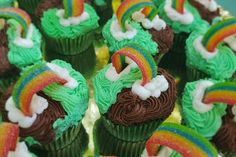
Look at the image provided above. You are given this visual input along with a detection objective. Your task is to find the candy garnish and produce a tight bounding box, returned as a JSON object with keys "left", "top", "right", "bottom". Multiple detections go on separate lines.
{"left": 0, "top": 123, "right": 19, "bottom": 157}
{"left": 12, "top": 63, "right": 67, "bottom": 117}
{"left": 111, "top": 44, "right": 157, "bottom": 86}
{"left": 116, "top": 0, "right": 157, "bottom": 31}
{"left": 142, "top": 7, "right": 158, "bottom": 20}
{"left": 203, "top": 82, "right": 236, "bottom": 105}
{"left": 171, "top": 0, "right": 185, "bottom": 14}
{"left": 146, "top": 123, "right": 218, "bottom": 157}
{"left": 63, "top": 0, "right": 84, "bottom": 18}
{"left": 202, "top": 18, "right": 236, "bottom": 52}
{"left": 0, "top": 7, "right": 31, "bottom": 38}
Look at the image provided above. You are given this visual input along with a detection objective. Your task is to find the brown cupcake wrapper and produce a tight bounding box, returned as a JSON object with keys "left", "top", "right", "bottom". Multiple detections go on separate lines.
{"left": 94, "top": 118, "right": 146, "bottom": 157}
{"left": 18, "top": 0, "right": 41, "bottom": 15}
{"left": 101, "top": 116, "right": 163, "bottom": 142}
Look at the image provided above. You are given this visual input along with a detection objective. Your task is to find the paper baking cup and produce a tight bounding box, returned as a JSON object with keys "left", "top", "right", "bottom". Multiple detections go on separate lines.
{"left": 186, "top": 66, "right": 209, "bottom": 81}
{"left": 18, "top": 0, "right": 41, "bottom": 15}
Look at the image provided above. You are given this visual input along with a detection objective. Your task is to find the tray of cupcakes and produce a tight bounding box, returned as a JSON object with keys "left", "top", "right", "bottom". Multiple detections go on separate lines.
{"left": 0, "top": 0, "right": 235, "bottom": 157}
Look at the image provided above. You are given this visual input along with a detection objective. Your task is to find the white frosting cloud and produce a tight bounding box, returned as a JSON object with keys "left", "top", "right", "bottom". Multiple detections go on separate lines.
{"left": 132, "top": 10, "right": 166, "bottom": 31}
{"left": 56, "top": 9, "right": 90, "bottom": 27}
{"left": 164, "top": 0, "right": 194, "bottom": 25}
{"left": 13, "top": 24, "right": 34, "bottom": 48}
{"left": 132, "top": 75, "right": 169, "bottom": 100}
{"left": 192, "top": 80, "right": 214, "bottom": 113}
{"left": 8, "top": 142, "right": 32, "bottom": 157}
{"left": 193, "top": 36, "right": 218, "bottom": 59}
{"left": 110, "top": 19, "right": 137, "bottom": 41}
{"left": 224, "top": 35, "right": 236, "bottom": 52}
{"left": 194, "top": 0, "right": 218, "bottom": 12}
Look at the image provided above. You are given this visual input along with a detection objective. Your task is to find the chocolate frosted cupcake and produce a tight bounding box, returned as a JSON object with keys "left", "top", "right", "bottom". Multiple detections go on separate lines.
{"left": 93, "top": 44, "right": 176, "bottom": 156}
{"left": 0, "top": 60, "right": 89, "bottom": 156}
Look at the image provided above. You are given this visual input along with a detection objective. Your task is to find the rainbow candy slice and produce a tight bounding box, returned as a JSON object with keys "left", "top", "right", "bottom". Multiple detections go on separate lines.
{"left": 146, "top": 123, "right": 218, "bottom": 157}
{"left": 0, "top": 7, "right": 31, "bottom": 38}
{"left": 142, "top": 7, "right": 158, "bottom": 20}
{"left": 202, "top": 18, "right": 236, "bottom": 52}
{"left": 12, "top": 63, "right": 67, "bottom": 117}
{"left": 203, "top": 82, "right": 236, "bottom": 105}
{"left": 0, "top": 123, "right": 19, "bottom": 157}
{"left": 111, "top": 44, "right": 157, "bottom": 86}
{"left": 116, "top": 0, "right": 157, "bottom": 31}
{"left": 171, "top": 0, "right": 185, "bottom": 14}
{"left": 63, "top": 0, "right": 84, "bottom": 18}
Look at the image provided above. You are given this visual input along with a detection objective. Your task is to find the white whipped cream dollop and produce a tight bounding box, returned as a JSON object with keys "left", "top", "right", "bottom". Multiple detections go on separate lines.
{"left": 8, "top": 142, "right": 33, "bottom": 157}
{"left": 193, "top": 36, "right": 218, "bottom": 59}
{"left": 132, "top": 10, "right": 166, "bottom": 31}
{"left": 14, "top": 24, "right": 34, "bottom": 48}
{"left": 110, "top": 19, "right": 137, "bottom": 41}
{"left": 224, "top": 35, "right": 236, "bottom": 52}
{"left": 164, "top": 0, "right": 194, "bottom": 25}
{"left": 194, "top": 0, "right": 218, "bottom": 12}
{"left": 192, "top": 80, "right": 214, "bottom": 113}
{"left": 56, "top": 9, "right": 90, "bottom": 27}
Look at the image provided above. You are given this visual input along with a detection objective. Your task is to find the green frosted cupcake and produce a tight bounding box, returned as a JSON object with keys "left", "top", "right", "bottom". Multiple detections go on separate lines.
{"left": 185, "top": 18, "right": 236, "bottom": 81}
{"left": 0, "top": 0, "right": 15, "bottom": 8}
{"left": 93, "top": 44, "right": 176, "bottom": 156}
{"left": 41, "top": 1, "right": 99, "bottom": 55}
{"left": 0, "top": 60, "right": 89, "bottom": 156}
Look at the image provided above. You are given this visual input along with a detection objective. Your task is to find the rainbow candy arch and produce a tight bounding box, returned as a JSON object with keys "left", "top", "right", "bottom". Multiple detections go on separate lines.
{"left": 116, "top": 0, "right": 157, "bottom": 31}
{"left": 202, "top": 18, "right": 236, "bottom": 52}
{"left": 111, "top": 44, "right": 157, "bottom": 86}
{"left": 12, "top": 64, "right": 67, "bottom": 117}
{"left": 63, "top": 0, "right": 84, "bottom": 18}
{"left": 146, "top": 123, "right": 218, "bottom": 157}
{"left": 203, "top": 82, "right": 236, "bottom": 105}
{"left": 0, "top": 7, "right": 31, "bottom": 38}
{"left": 171, "top": 0, "right": 185, "bottom": 14}
{"left": 0, "top": 123, "right": 19, "bottom": 157}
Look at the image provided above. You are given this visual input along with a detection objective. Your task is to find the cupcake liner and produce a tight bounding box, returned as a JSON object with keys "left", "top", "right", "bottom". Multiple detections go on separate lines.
{"left": 101, "top": 116, "right": 163, "bottom": 142}
{"left": 96, "top": 1, "right": 113, "bottom": 26}
{"left": 43, "top": 30, "right": 95, "bottom": 55}
{"left": 172, "top": 33, "right": 189, "bottom": 53}
{"left": 94, "top": 118, "right": 146, "bottom": 157}
{"left": 186, "top": 66, "right": 209, "bottom": 81}
{"left": 18, "top": 0, "right": 41, "bottom": 15}
{"left": 31, "top": 124, "right": 88, "bottom": 157}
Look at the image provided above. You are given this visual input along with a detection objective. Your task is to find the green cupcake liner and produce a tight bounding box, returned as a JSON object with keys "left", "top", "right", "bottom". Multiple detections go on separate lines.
{"left": 94, "top": 118, "right": 146, "bottom": 157}
{"left": 32, "top": 124, "right": 88, "bottom": 157}
{"left": 43, "top": 29, "right": 95, "bottom": 55}
{"left": 101, "top": 116, "right": 163, "bottom": 142}
{"left": 172, "top": 33, "right": 189, "bottom": 53}
{"left": 94, "top": 0, "right": 113, "bottom": 26}
{"left": 18, "top": 0, "right": 41, "bottom": 15}
{"left": 186, "top": 66, "right": 209, "bottom": 81}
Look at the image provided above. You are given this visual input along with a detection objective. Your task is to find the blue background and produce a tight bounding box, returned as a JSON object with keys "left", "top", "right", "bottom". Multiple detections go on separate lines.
{"left": 216, "top": 0, "right": 236, "bottom": 16}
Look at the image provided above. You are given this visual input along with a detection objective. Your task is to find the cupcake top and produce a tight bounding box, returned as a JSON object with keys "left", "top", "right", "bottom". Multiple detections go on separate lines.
{"left": 158, "top": 0, "right": 209, "bottom": 34}
{"left": 0, "top": 8, "right": 42, "bottom": 69}
{"left": 93, "top": 44, "right": 176, "bottom": 125}
{"left": 0, "top": 60, "right": 89, "bottom": 145}
{"left": 186, "top": 18, "right": 236, "bottom": 80}
{"left": 41, "top": 1, "right": 99, "bottom": 39}
{"left": 0, "top": 0, "right": 14, "bottom": 8}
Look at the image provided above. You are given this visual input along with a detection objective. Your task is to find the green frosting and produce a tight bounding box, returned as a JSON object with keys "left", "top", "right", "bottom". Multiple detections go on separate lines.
{"left": 7, "top": 20, "right": 42, "bottom": 69}
{"left": 102, "top": 16, "right": 158, "bottom": 55}
{"left": 41, "top": 4, "right": 99, "bottom": 39}
{"left": 93, "top": 64, "right": 142, "bottom": 114}
{"left": 181, "top": 80, "right": 227, "bottom": 139}
{"left": 158, "top": 1, "right": 209, "bottom": 34}
{"left": 170, "top": 151, "right": 182, "bottom": 157}
{"left": 186, "top": 29, "right": 236, "bottom": 80}
{"left": 42, "top": 60, "right": 89, "bottom": 139}
{"left": 0, "top": 0, "right": 14, "bottom": 7}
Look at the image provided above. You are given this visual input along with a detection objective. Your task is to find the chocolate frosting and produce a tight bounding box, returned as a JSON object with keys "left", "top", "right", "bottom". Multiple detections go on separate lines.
{"left": 107, "top": 68, "right": 177, "bottom": 126}
{"left": 212, "top": 106, "right": 236, "bottom": 153}
{"left": 147, "top": 25, "right": 174, "bottom": 54}
{"left": 188, "top": 0, "right": 220, "bottom": 23}
{"left": 0, "top": 86, "right": 66, "bottom": 145}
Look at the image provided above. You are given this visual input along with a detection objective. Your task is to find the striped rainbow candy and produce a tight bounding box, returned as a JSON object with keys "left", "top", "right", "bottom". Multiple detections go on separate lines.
{"left": 203, "top": 82, "right": 236, "bottom": 105}
{"left": 146, "top": 123, "right": 218, "bottom": 157}
{"left": 63, "top": 0, "right": 84, "bottom": 18}
{"left": 202, "top": 18, "right": 236, "bottom": 52}
{"left": 116, "top": 0, "right": 157, "bottom": 31}
{"left": 0, "top": 123, "right": 19, "bottom": 157}
{"left": 142, "top": 7, "right": 158, "bottom": 20}
{"left": 0, "top": 7, "right": 31, "bottom": 38}
{"left": 171, "top": 0, "right": 185, "bottom": 14}
{"left": 12, "top": 63, "right": 67, "bottom": 117}
{"left": 111, "top": 44, "right": 157, "bottom": 86}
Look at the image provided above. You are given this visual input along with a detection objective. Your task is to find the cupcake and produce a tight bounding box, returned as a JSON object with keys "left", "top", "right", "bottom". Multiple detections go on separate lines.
{"left": 40, "top": 0, "right": 99, "bottom": 55}
{"left": 0, "top": 0, "right": 15, "bottom": 8}
{"left": 102, "top": 0, "right": 158, "bottom": 57}
{"left": 188, "top": 0, "right": 220, "bottom": 24}
{"left": 18, "top": 0, "right": 42, "bottom": 17}
{"left": 185, "top": 18, "right": 236, "bottom": 81}
{"left": 0, "top": 60, "right": 89, "bottom": 156}
{"left": 93, "top": 44, "right": 177, "bottom": 156}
